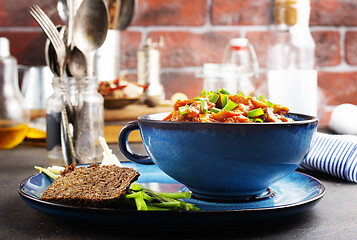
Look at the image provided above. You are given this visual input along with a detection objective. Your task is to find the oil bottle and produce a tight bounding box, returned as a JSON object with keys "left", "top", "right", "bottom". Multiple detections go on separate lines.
{"left": 0, "top": 37, "right": 29, "bottom": 149}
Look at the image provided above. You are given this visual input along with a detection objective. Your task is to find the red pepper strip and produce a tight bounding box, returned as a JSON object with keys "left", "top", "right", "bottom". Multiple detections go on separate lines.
{"left": 109, "top": 85, "right": 127, "bottom": 92}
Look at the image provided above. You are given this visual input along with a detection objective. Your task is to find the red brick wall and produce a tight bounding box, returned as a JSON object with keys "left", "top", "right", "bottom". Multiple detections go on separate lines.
{"left": 1, "top": 0, "right": 357, "bottom": 126}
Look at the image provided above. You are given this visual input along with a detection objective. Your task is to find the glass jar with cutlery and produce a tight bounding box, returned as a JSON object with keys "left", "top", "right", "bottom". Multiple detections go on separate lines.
{"left": 29, "top": 2, "right": 109, "bottom": 165}
{"left": 46, "top": 76, "right": 104, "bottom": 166}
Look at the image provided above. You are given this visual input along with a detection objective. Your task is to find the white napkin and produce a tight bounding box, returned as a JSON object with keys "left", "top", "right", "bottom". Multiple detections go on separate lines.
{"left": 300, "top": 132, "right": 357, "bottom": 182}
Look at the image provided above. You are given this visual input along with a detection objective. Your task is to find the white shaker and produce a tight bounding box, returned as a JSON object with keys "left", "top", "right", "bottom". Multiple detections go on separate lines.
{"left": 137, "top": 37, "right": 165, "bottom": 107}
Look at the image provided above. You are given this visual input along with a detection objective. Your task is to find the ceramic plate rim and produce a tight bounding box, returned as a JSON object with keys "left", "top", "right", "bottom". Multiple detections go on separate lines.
{"left": 18, "top": 170, "right": 325, "bottom": 214}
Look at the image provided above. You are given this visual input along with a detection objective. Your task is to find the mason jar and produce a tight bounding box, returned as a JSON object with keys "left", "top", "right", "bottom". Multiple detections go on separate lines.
{"left": 46, "top": 76, "right": 104, "bottom": 166}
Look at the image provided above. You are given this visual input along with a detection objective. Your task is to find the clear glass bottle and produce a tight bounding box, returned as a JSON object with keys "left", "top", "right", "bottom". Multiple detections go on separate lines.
{"left": 0, "top": 37, "right": 29, "bottom": 149}
{"left": 222, "top": 38, "right": 260, "bottom": 96}
{"left": 267, "top": 0, "right": 317, "bottom": 116}
{"left": 46, "top": 76, "right": 104, "bottom": 165}
{"left": 201, "top": 63, "right": 241, "bottom": 94}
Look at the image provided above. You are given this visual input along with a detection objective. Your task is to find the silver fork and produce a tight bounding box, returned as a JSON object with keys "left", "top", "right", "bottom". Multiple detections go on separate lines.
{"left": 29, "top": 4, "right": 76, "bottom": 165}
{"left": 29, "top": 5, "right": 67, "bottom": 77}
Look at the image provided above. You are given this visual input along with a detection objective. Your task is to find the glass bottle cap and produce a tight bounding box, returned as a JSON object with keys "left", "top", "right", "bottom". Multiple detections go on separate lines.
{"left": 230, "top": 38, "right": 249, "bottom": 47}
{"left": 275, "top": 0, "right": 310, "bottom": 4}
{"left": 274, "top": 0, "right": 310, "bottom": 25}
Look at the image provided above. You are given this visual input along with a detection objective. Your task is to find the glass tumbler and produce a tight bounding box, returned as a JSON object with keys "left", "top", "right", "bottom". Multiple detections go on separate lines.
{"left": 46, "top": 76, "right": 104, "bottom": 166}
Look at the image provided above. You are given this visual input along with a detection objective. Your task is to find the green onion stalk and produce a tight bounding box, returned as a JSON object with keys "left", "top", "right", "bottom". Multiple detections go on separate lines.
{"left": 125, "top": 182, "right": 199, "bottom": 211}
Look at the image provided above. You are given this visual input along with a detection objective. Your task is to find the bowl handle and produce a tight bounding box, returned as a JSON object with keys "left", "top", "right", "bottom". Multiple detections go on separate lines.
{"left": 118, "top": 121, "right": 154, "bottom": 165}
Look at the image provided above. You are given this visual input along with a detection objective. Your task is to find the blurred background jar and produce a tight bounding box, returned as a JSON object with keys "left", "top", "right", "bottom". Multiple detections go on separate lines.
{"left": 199, "top": 63, "right": 241, "bottom": 94}
{"left": 0, "top": 37, "right": 30, "bottom": 149}
{"left": 20, "top": 65, "right": 53, "bottom": 144}
{"left": 267, "top": 0, "right": 320, "bottom": 117}
{"left": 222, "top": 38, "right": 260, "bottom": 96}
{"left": 46, "top": 76, "right": 104, "bottom": 166}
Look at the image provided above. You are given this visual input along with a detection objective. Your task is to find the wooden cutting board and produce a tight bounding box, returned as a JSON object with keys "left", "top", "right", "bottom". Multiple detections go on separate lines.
{"left": 29, "top": 104, "right": 172, "bottom": 144}
{"left": 104, "top": 103, "right": 172, "bottom": 121}
{"left": 104, "top": 104, "right": 172, "bottom": 143}
{"left": 30, "top": 104, "right": 172, "bottom": 121}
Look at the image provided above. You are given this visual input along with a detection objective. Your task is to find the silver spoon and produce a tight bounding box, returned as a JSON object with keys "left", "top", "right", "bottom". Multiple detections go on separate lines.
{"left": 56, "top": 0, "right": 87, "bottom": 77}
{"left": 67, "top": 47, "right": 87, "bottom": 77}
{"left": 57, "top": 0, "right": 69, "bottom": 23}
{"left": 117, "top": 0, "right": 135, "bottom": 30}
{"left": 57, "top": 0, "right": 83, "bottom": 23}
{"left": 73, "top": 0, "right": 109, "bottom": 76}
{"left": 44, "top": 28, "right": 86, "bottom": 78}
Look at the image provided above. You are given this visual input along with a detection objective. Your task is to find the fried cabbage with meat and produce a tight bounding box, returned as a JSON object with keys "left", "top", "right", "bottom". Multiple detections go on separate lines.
{"left": 163, "top": 89, "right": 293, "bottom": 123}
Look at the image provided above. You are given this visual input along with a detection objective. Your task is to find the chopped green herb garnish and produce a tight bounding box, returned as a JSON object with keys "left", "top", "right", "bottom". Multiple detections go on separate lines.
{"left": 237, "top": 91, "right": 244, "bottom": 96}
{"left": 206, "top": 91, "right": 213, "bottom": 97}
{"left": 221, "top": 94, "right": 229, "bottom": 108}
{"left": 266, "top": 101, "right": 275, "bottom": 108}
{"left": 209, "top": 92, "right": 219, "bottom": 103}
{"left": 179, "top": 105, "right": 189, "bottom": 115}
{"left": 222, "top": 100, "right": 238, "bottom": 111}
{"left": 210, "top": 107, "right": 221, "bottom": 113}
{"left": 257, "top": 95, "right": 265, "bottom": 101}
{"left": 247, "top": 108, "right": 264, "bottom": 118}
{"left": 201, "top": 100, "right": 208, "bottom": 113}
{"left": 217, "top": 88, "right": 231, "bottom": 95}
{"left": 254, "top": 118, "right": 263, "bottom": 123}
{"left": 194, "top": 97, "right": 209, "bottom": 101}
{"left": 201, "top": 89, "right": 207, "bottom": 96}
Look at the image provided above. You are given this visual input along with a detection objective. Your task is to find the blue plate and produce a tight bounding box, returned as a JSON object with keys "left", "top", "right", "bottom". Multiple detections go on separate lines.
{"left": 18, "top": 162, "right": 325, "bottom": 228}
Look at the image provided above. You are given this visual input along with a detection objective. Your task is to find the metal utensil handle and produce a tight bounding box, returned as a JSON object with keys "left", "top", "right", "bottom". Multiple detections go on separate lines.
{"left": 60, "top": 99, "right": 77, "bottom": 165}
{"left": 118, "top": 121, "right": 153, "bottom": 165}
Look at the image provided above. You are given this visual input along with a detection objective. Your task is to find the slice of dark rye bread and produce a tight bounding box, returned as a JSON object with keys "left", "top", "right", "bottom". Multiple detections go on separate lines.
{"left": 41, "top": 164, "right": 140, "bottom": 207}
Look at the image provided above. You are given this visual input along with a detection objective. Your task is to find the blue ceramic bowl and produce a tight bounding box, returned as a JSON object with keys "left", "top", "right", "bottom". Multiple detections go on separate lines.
{"left": 119, "top": 112, "right": 318, "bottom": 200}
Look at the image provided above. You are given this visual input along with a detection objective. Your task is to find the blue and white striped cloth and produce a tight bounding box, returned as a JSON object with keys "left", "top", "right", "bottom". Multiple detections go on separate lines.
{"left": 300, "top": 132, "right": 357, "bottom": 182}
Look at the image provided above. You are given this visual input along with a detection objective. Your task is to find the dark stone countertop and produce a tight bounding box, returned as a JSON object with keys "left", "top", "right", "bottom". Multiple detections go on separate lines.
{"left": 1, "top": 142, "right": 357, "bottom": 240}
